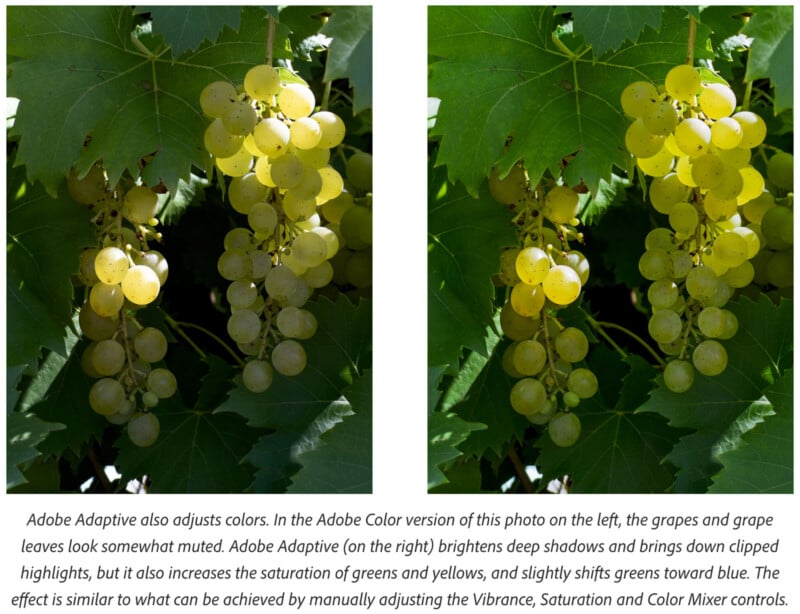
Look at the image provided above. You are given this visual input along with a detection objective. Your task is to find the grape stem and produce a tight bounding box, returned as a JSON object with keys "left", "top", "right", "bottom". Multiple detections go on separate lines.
{"left": 685, "top": 15, "right": 697, "bottom": 66}
{"left": 588, "top": 316, "right": 667, "bottom": 367}
{"left": 265, "top": 16, "right": 276, "bottom": 65}
{"left": 165, "top": 316, "right": 247, "bottom": 368}
{"left": 508, "top": 446, "right": 536, "bottom": 493}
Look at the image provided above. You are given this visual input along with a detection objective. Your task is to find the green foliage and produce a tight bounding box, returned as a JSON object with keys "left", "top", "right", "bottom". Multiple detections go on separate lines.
{"left": 429, "top": 5, "right": 793, "bottom": 495}
{"left": 7, "top": 6, "right": 372, "bottom": 494}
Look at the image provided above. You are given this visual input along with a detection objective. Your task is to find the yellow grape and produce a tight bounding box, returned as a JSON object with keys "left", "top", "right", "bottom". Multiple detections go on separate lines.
{"left": 542, "top": 265, "right": 581, "bottom": 305}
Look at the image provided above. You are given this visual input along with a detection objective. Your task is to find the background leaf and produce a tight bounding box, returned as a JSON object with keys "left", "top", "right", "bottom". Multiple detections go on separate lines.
{"left": 743, "top": 5, "right": 794, "bottom": 113}
{"left": 563, "top": 6, "right": 663, "bottom": 55}
{"left": 428, "top": 411, "right": 486, "bottom": 490}
{"left": 138, "top": 6, "right": 243, "bottom": 56}
{"left": 321, "top": 6, "right": 373, "bottom": 113}
{"left": 7, "top": 412, "right": 65, "bottom": 489}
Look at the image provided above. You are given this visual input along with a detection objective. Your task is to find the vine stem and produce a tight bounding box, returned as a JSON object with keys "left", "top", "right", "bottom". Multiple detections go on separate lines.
{"left": 588, "top": 316, "right": 667, "bottom": 367}
{"left": 686, "top": 15, "right": 697, "bottom": 65}
{"left": 265, "top": 16, "right": 276, "bottom": 65}
{"left": 165, "top": 315, "right": 246, "bottom": 367}
{"left": 508, "top": 447, "right": 535, "bottom": 493}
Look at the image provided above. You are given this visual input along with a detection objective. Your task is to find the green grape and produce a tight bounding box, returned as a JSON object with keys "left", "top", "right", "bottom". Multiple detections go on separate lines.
{"left": 638, "top": 248, "right": 672, "bottom": 281}
{"left": 254, "top": 156, "right": 276, "bottom": 187}
{"left": 554, "top": 250, "right": 590, "bottom": 285}
{"left": 218, "top": 249, "right": 253, "bottom": 281}
{"left": 716, "top": 146, "right": 751, "bottom": 169}
{"left": 296, "top": 146, "right": 331, "bottom": 169}
{"left": 710, "top": 117, "right": 743, "bottom": 149}
{"left": 79, "top": 302, "right": 118, "bottom": 341}
{"left": 665, "top": 64, "right": 700, "bottom": 102}
{"left": 625, "top": 118, "right": 666, "bottom": 158}
{"left": 502, "top": 343, "right": 524, "bottom": 378}
{"left": 668, "top": 202, "right": 699, "bottom": 236}
{"left": 697, "top": 306, "right": 726, "bottom": 338}
{"left": 674, "top": 118, "right": 711, "bottom": 156}
{"left": 230, "top": 175, "right": 269, "bottom": 216}
{"left": 766, "top": 152, "right": 793, "bottom": 191}
{"left": 670, "top": 250, "right": 694, "bottom": 279}
{"left": 227, "top": 310, "right": 262, "bottom": 345}
{"left": 309, "top": 226, "right": 339, "bottom": 259}
{"left": 526, "top": 399, "right": 557, "bottom": 425}
{"left": 648, "top": 309, "right": 682, "bottom": 344}
{"left": 291, "top": 232, "right": 328, "bottom": 268}
{"left": 706, "top": 278, "right": 734, "bottom": 307}
{"left": 216, "top": 147, "right": 253, "bottom": 177}
{"left": 133, "top": 250, "right": 169, "bottom": 285}
{"left": 79, "top": 248, "right": 100, "bottom": 286}
{"left": 690, "top": 153, "right": 724, "bottom": 189}
{"left": 242, "top": 359, "right": 274, "bottom": 393}
{"left": 222, "top": 100, "right": 257, "bottom": 136}
{"left": 692, "top": 340, "right": 728, "bottom": 376}
{"left": 122, "top": 265, "right": 161, "bottom": 305}
{"left": 637, "top": 146, "right": 674, "bottom": 177}
{"left": 127, "top": 412, "right": 160, "bottom": 447}
{"left": 567, "top": 368, "right": 598, "bottom": 399}
{"left": 204, "top": 118, "right": 244, "bottom": 158}
{"left": 90, "top": 282, "right": 125, "bottom": 317}
{"left": 67, "top": 163, "right": 107, "bottom": 205}
{"left": 731, "top": 226, "right": 761, "bottom": 258}
{"left": 272, "top": 339, "right": 307, "bottom": 376}
{"left": 146, "top": 368, "right": 177, "bottom": 398}
{"left": 303, "top": 260, "right": 334, "bottom": 289}
{"left": 253, "top": 118, "right": 291, "bottom": 158}
{"left": 644, "top": 227, "right": 676, "bottom": 251}
{"left": 293, "top": 166, "right": 323, "bottom": 201}
{"left": 345, "top": 152, "right": 373, "bottom": 192}
{"left": 226, "top": 280, "right": 259, "bottom": 310}
{"left": 515, "top": 246, "right": 550, "bottom": 285}
{"left": 247, "top": 202, "right": 279, "bottom": 235}
{"left": 265, "top": 265, "right": 299, "bottom": 302}
{"left": 663, "top": 360, "right": 694, "bottom": 393}
{"left": 698, "top": 83, "right": 736, "bottom": 119}
{"left": 270, "top": 154, "right": 305, "bottom": 189}
{"left": 703, "top": 192, "right": 738, "bottom": 221}
{"left": 276, "top": 306, "right": 317, "bottom": 340}
{"left": 620, "top": 81, "right": 658, "bottom": 117}
{"left": 339, "top": 205, "right": 373, "bottom": 250}
{"left": 90, "top": 339, "right": 126, "bottom": 377}
{"left": 224, "top": 228, "right": 254, "bottom": 251}
{"left": 509, "top": 378, "right": 547, "bottom": 416}
{"left": 312, "top": 111, "right": 346, "bottom": 149}
{"left": 766, "top": 250, "right": 793, "bottom": 288}
{"left": 244, "top": 65, "right": 280, "bottom": 102}
{"left": 703, "top": 247, "right": 729, "bottom": 276}
{"left": 548, "top": 412, "right": 581, "bottom": 447}
{"left": 510, "top": 282, "right": 545, "bottom": 317}
{"left": 544, "top": 186, "right": 579, "bottom": 223}
{"left": 712, "top": 232, "right": 748, "bottom": 267}
{"left": 760, "top": 206, "right": 793, "bottom": 250}
{"left": 344, "top": 249, "right": 372, "bottom": 288}
{"left": 282, "top": 191, "right": 316, "bottom": 221}
{"left": 685, "top": 266, "right": 718, "bottom": 301}
{"left": 709, "top": 165, "right": 744, "bottom": 202}
{"left": 289, "top": 117, "right": 323, "bottom": 150}
{"left": 647, "top": 279, "right": 679, "bottom": 309}
{"left": 737, "top": 166, "right": 765, "bottom": 204}
{"left": 199, "top": 81, "right": 237, "bottom": 118}
{"left": 512, "top": 339, "right": 547, "bottom": 376}
{"left": 555, "top": 327, "right": 589, "bottom": 362}
{"left": 317, "top": 166, "right": 344, "bottom": 204}
{"left": 488, "top": 165, "right": 526, "bottom": 204}
{"left": 142, "top": 391, "right": 159, "bottom": 408}
{"left": 499, "top": 301, "right": 538, "bottom": 340}
{"left": 278, "top": 83, "right": 316, "bottom": 120}
{"left": 499, "top": 248, "right": 521, "bottom": 286}
{"left": 123, "top": 186, "right": 158, "bottom": 224}
{"left": 244, "top": 133, "right": 267, "bottom": 156}
{"left": 134, "top": 327, "right": 168, "bottom": 363}
{"left": 732, "top": 111, "right": 766, "bottom": 148}
{"left": 542, "top": 265, "right": 581, "bottom": 306}
{"left": 563, "top": 391, "right": 581, "bottom": 408}
{"left": 105, "top": 399, "right": 135, "bottom": 425}
{"left": 94, "top": 247, "right": 130, "bottom": 285}
{"left": 675, "top": 156, "right": 698, "bottom": 188}
{"left": 89, "top": 378, "right": 127, "bottom": 416}
{"left": 643, "top": 100, "right": 678, "bottom": 136}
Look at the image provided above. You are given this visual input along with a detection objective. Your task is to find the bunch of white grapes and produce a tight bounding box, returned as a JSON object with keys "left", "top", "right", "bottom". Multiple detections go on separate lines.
{"left": 69, "top": 166, "right": 173, "bottom": 447}
{"left": 200, "top": 64, "right": 371, "bottom": 393}
{"left": 622, "top": 64, "right": 792, "bottom": 393}
{"left": 490, "top": 167, "right": 597, "bottom": 447}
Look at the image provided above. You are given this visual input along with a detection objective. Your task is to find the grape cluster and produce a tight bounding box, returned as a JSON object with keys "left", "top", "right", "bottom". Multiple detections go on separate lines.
{"left": 622, "top": 64, "right": 791, "bottom": 392}
{"left": 69, "top": 166, "right": 174, "bottom": 447}
{"left": 490, "top": 167, "right": 597, "bottom": 447}
{"left": 200, "top": 64, "right": 372, "bottom": 393}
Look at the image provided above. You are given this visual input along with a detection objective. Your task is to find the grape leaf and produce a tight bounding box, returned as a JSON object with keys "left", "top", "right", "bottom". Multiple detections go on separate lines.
{"left": 137, "top": 6, "right": 243, "bottom": 56}
{"left": 710, "top": 372, "right": 793, "bottom": 493}
{"left": 535, "top": 355, "right": 679, "bottom": 493}
{"left": 428, "top": 164, "right": 516, "bottom": 368}
{"left": 430, "top": 457, "right": 484, "bottom": 493}
{"left": 428, "top": 365, "right": 448, "bottom": 414}
{"left": 7, "top": 366, "right": 27, "bottom": 414}
{"left": 563, "top": 6, "right": 663, "bottom": 55}
{"left": 7, "top": 411, "right": 65, "bottom": 489}
{"left": 743, "top": 6, "right": 794, "bottom": 113}
{"left": 6, "top": 165, "right": 95, "bottom": 368}
{"left": 429, "top": 7, "right": 691, "bottom": 195}
{"left": 429, "top": 411, "right": 486, "bottom": 490}
{"left": 321, "top": 6, "right": 372, "bottom": 113}
{"left": 638, "top": 295, "right": 793, "bottom": 492}
{"left": 288, "top": 371, "right": 372, "bottom": 493}
{"left": 7, "top": 6, "right": 283, "bottom": 195}
{"left": 245, "top": 433, "right": 302, "bottom": 493}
